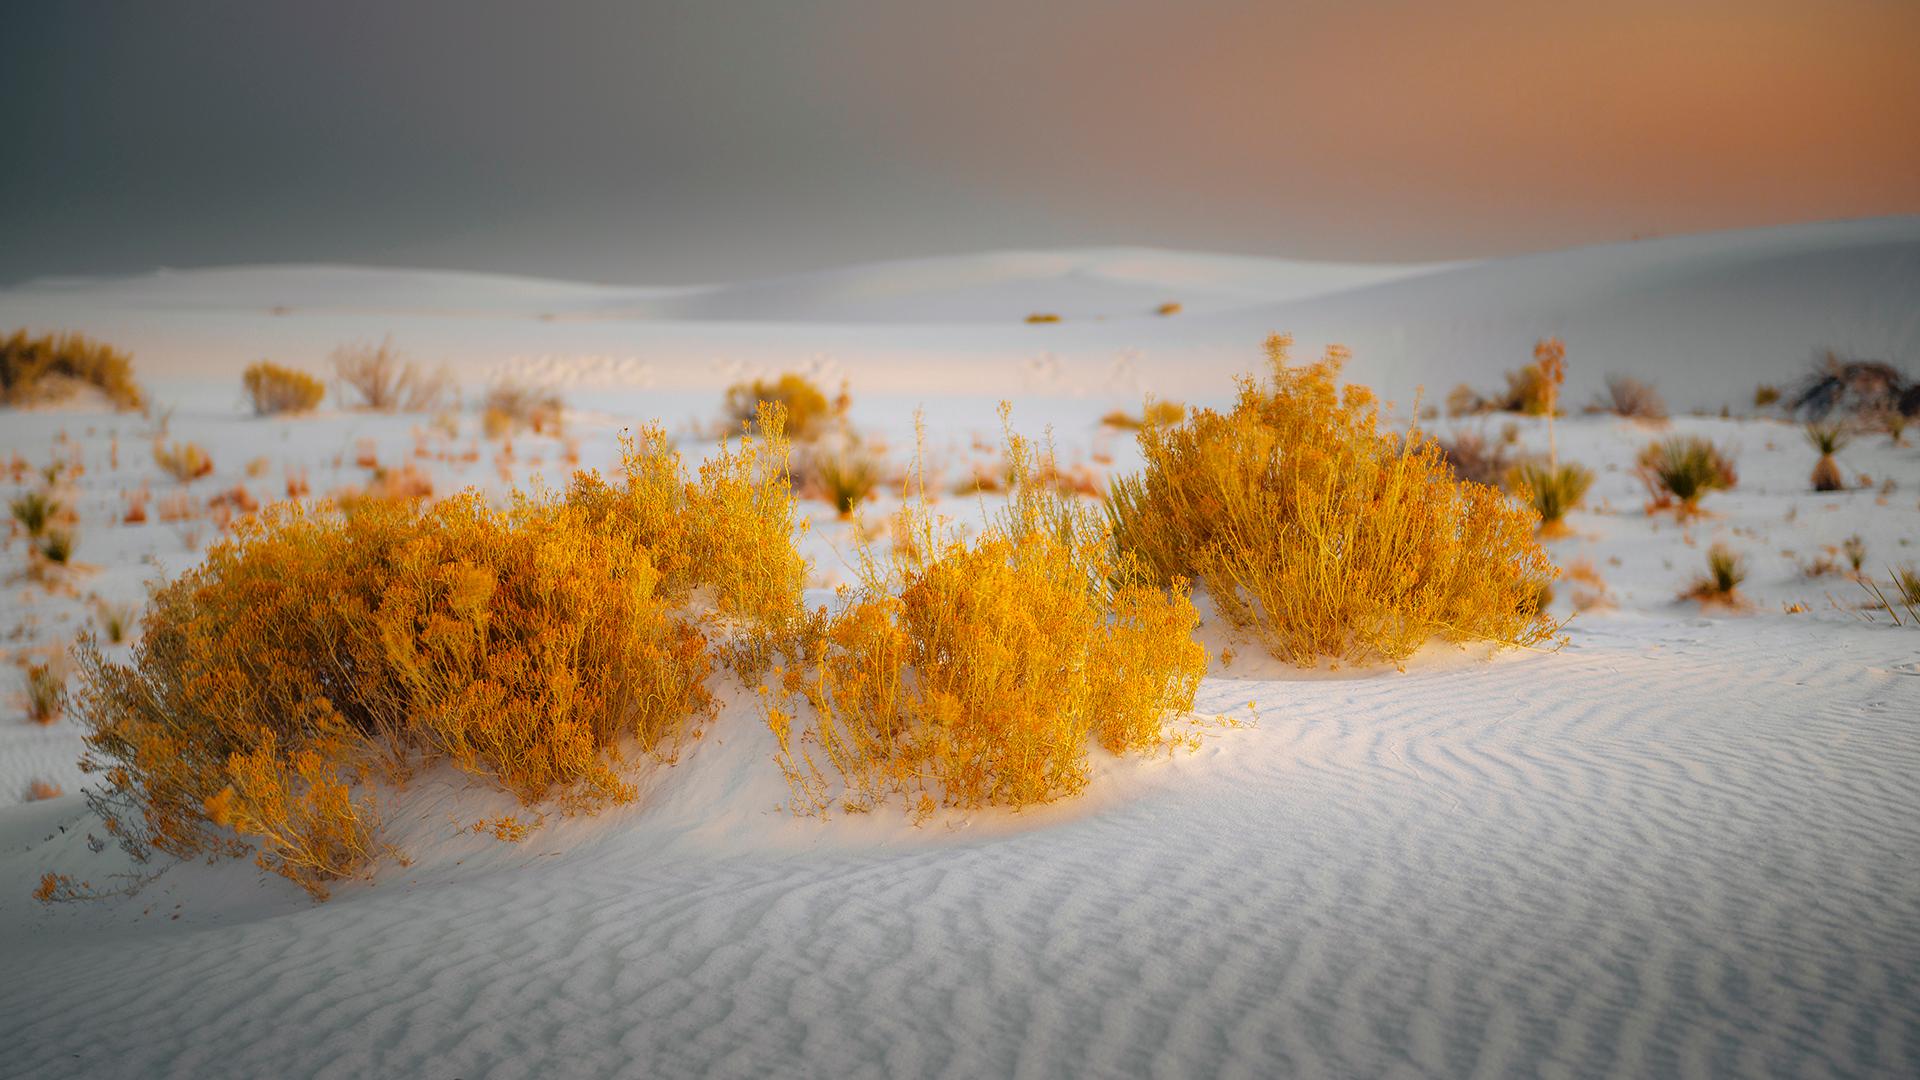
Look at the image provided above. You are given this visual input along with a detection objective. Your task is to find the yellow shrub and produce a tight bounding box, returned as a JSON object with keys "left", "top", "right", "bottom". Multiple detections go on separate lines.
{"left": 1108, "top": 334, "right": 1559, "bottom": 667}
{"left": 722, "top": 373, "right": 841, "bottom": 439}
{"left": 569, "top": 402, "right": 806, "bottom": 635}
{"left": 1, "top": 329, "right": 144, "bottom": 410}
{"left": 242, "top": 362, "right": 325, "bottom": 415}
{"left": 72, "top": 488, "right": 720, "bottom": 896}
{"left": 153, "top": 440, "right": 213, "bottom": 483}
{"left": 770, "top": 421, "right": 1207, "bottom": 814}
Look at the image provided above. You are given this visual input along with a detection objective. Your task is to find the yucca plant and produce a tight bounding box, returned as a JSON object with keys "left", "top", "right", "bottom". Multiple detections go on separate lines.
{"left": 815, "top": 445, "right": 880, "bottom": 517}
{"left": 38, "top": 528, "right": 75, "bottom": 565}
{"left": 1685, "top": 543, "right": 1747, "bottom": 607}
{"left": 95, "top": 599, "right": 138, "bottom": 644}
{"left": 1805, "top": 422, "right": 1851, "bottom": 492}
{"left": 1506, "top": 460, "right": 1593, "bottom": 536}
{"left": 1635, "top": 437, "right": 1737, "bottom": 516}
{"left": 10, "top": 490, "right": 59, "bottom": 537}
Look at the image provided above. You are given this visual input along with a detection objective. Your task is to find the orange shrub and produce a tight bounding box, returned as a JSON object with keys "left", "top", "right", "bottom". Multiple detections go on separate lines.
{"left": 1108, "top": 334, "right": 1560, "bottom": 666}
{"left": 69, "top": 408, "right": 807, "bottom": 899}
{"left": 768, "top": 421, "right": 1207, "bottom": 815}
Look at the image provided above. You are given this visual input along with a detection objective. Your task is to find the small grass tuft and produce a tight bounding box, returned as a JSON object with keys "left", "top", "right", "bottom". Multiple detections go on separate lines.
{"left": 1685, "top": 543, "right": 1748, "bottom": 607}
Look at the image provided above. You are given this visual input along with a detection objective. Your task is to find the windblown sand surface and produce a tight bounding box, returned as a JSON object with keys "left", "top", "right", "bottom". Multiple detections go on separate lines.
{"left": 1, "top": 219, "right": 1916, "bottom": 1077}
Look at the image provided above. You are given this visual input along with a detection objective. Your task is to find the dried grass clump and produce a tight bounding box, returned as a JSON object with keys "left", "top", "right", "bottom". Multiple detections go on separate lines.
{"left": 1436, "top": 430, "right": 1519, "bottom": 487}
{"left": 95, "top": 598, "right": 137, "bottom": 644}
{"left": 722, "top": 373, "right": 843, "bottom": 441}
{"left": 1109, "top": 334, "right": 1560, "bottom": 666}
{"left": 1595, "top": 375, "right": 1667, "bottom": 421}
{"left": 71, "top": 489, "right": 725, "bottom": 899}
{"left": 1635, "top": 437, "right": 1737, "bottom": 516}
{"left": 769, "top": 422, "right": 1206, "bottom": 815}
{"left": 1684, "top": 543, "right": 1747, "bottom": 607}
{"left": 1, "top": 329, "right": 144, "bottom": 410}
{"left": 1025, "top": 312, "right": 1062, "bottom": 324}
{"left": 1805, "top": 422, "right": 1851, "bottom": 492}
{"left": 329, "top": 339, "right": 454, "bottom": 413}
{"left": 26, "top": 661, "right": 66, "bottom": 724}
{"left": 1099, "top": 399, "right": 1185, "bottom": 431}
{"left": 153, "top": 440, "right": 213, "bottom": 483}
{"left": 1507, "top": 460, "right": 1594, "bottom": 536}
{"left": 26, "top": 778, "right": 64, "bottom": 801}
{"left": 482, "top": 380, "right": 565, "bottom": 438}
{"left": 242, "top": 362, "right": 325, "bottom": 416}
{"left": 1754, "top": 384, "right": 1781, "bottom": 409}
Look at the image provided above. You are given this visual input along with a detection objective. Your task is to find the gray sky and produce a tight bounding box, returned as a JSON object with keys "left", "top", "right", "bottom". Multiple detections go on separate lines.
{"left": 4, "top": 0, "right": 1917, "bottom": 285}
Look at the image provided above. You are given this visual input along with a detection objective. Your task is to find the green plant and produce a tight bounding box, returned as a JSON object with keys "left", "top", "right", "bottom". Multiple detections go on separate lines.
{"left": 38, "top": 527, "right": 75, "bottom": 565}
{"left": 95, "top": 599, "right": 138, "bottom": 644}
{"left": 242, "top": 362, "right": 326, "bottom": 415}
{"left": 1805, "top": 422, "right": 1851, "bottom": 492}
{"left": 1107, "top": 334, "right": 1560, "bottom": 667}
{"left": 1685, "top": 543, "right": 1747, "bottom": 606}
{"left": 10, "top": 490, "right": 59, "bottom": 537}
{"left": 1634, "top": 437, "right": 1737, "bottom": 515}
{"left": 1506, "top": 461, "right": 1594, "bottom": 536}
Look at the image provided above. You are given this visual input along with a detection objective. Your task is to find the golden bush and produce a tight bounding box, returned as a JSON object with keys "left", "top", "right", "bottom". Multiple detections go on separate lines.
{"left": 769, "top": 421, "right": 1207, "bottom": 815}
{"left": 71, "top": 487, "right": 726, "bottom": 898}
{"left": 1108, "top": 334, "right": 1560, "bottom": 667}
{"left": 242, "top": 362, "right": 325, "bottom": 415}
{"left": 1, "top": 329, "right": 144, "bottom": 410}
{"left": 722, "top": 373, "right": 842, "bottom": 440}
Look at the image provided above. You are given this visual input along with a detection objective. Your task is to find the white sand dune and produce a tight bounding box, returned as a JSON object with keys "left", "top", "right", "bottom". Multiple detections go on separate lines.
{"left": 2, "top": 219, "right": 1918, "bottom": 1077}
{"left": 5, "top": 216, "right": 1914, "bottom": 404}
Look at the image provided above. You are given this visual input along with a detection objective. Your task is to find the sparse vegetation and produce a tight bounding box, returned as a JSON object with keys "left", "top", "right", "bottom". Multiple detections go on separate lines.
{"left": 1635, "top": 437, "right": 1737, "bottom": 516}
{"left": 482, "top": 380, "right": 565, "bottom": 438}
{"left": 38, "top": 527, "right": 75, "bottom": 565}
{"left": 1, "top": 330, "right": 144, "bottom": 410}
{"left": 153, "top": 440, "right": 213, "bottom": 483}
{"left": 1684, "top": 543, "right": 1747, "bottom": 607}
{"left": 801, "top": 440, "right": 881, "bottom": 517}
{"left": 767, "top": 419, "right": 1207, "bottom": 815}
{"left": 1805, "top": 422, "right": 1851, "bottom": 492}
{"left": 1595, "top": 375, "right": 1667, "bottom": 421}
{"left": 1107, "top": 334, "right": 1560, "bottom": 666}
{"left": 1507, "top": 461, "right": 1593, "bottom": 536}
{"left": 1155, "top": 301, "right": 1183, "bottom": 316}
{"left": 329, "top": 339, "right": 454, "bottom": 413}
{"left": 242, "top": 362, "right": 326, "bottom": 416}
{"left": 95, "top": 598, "right": 138, "bottom": 644}
{"left": 1025, "top": 313, "right": 1061, "bottom": 324}
{"left": 1754, "top": 383, "right": 1781, "bottom": 409}
{"left": 26, "top": 778, "right": 64, "bottom": 801}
